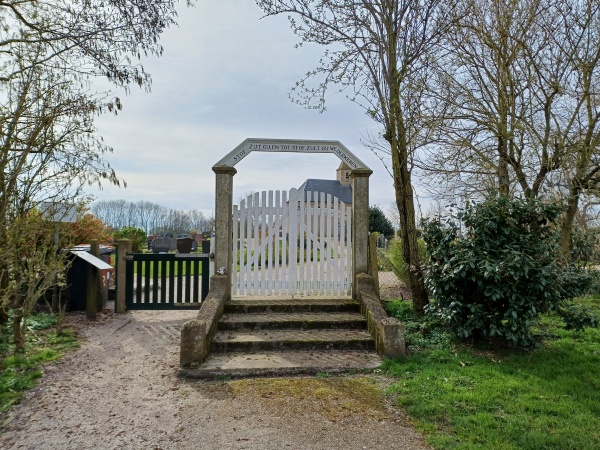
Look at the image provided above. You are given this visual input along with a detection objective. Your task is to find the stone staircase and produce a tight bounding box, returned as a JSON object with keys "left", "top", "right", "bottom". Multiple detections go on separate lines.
{"left": 184, "top": 296, "right": 382, "bottom": 378}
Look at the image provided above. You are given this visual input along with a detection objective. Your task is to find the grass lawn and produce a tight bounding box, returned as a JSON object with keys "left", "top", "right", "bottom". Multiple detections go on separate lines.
{"left": 383, "top": 296, "right": 600, "bottom": 449}
{"left": 0, "top": 313, "right": 79, "bottom": 417}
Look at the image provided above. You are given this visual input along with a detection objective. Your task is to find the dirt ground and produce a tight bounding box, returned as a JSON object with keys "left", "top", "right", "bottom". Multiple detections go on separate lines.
{"left": 0, "top": 307, "right": 430, "bottom": 450}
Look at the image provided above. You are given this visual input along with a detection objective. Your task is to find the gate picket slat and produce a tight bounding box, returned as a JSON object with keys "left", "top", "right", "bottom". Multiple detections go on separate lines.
{"left": 312, "top": 191, "right": 319, "bottom": 294}
{"left": 319, "top": 192, "right": 326, "bottom": 295}
{"left": 177, "top": 259, "right": 183, "bottom": 304}
{"left": 193, "top": 259, "right": 200, "bottom": 304}
{"left": 245, "top": 196, "right": 253, "bottom": 295}
{"left": 339, "top": 204, "right": 345, "bottom": 295}
{"left": 260, "top": 191, "right": 267, "bottom": 295}
{"left": 136, "top": 262, "right": 142, "bottom": 305}
{"left": 240, "top": 198, "right": 247, "bottom": 295}
{"left": 252, "top": 192, "right": 260, "bottom": 295}
{"left": 305, "top": 191, "right": 313, "bottom": 294}
{"left": 289, "top": 188, "right": 298, "bottom": 295}
{"left": 274, "top": 191, "right": 281, "bottom": 295}
{"left": 325, "top": 193, "right": 332, "bottom": 296}
{"left": 161, "top": 260, "right": 167, "bottom": 304}
{"left": 333, "top": 196, "right": 340, "bottom": 295}
{"left": 232, "top": 205, "right": 239, "bottom": 295}
{"left": 281, "top": 190, "right": 288, "bottom": 293}
{"left": 152, "top": 260, "right": 159, "bottom": 303}
{"left": 346, "top": 205, "right": 352, "bottom": 294}
{"left": 169, "top": 258, "right": 175, "bottom": 305}
{"left": 144, "top": 261, "right": 151, "bottom": 303}
{"left": 185, "top": 260, "right": 192, "bottom": 303}
{"left": 267, "top": 191, "right": 274, "bottom": 295}
{"left": 298, "top": 189, "right": 305, "bottom": 295}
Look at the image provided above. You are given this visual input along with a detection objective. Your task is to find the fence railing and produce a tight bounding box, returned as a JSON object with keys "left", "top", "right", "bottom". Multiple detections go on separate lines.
{"left": 125, "top": 253, "right": 209, "bottom": 309}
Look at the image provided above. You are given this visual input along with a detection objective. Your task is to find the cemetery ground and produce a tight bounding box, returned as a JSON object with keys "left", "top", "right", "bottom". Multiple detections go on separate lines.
{"left": 0, "top": 295, "right": 599, "bottom": 449}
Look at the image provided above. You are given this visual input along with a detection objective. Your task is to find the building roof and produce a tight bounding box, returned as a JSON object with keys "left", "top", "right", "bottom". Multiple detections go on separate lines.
{"left": 298, "top": 179, "right": 352, "bottom": 204}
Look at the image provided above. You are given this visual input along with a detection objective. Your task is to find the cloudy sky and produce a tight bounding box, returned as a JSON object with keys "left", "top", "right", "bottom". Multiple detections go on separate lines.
{"left": 91, "top": 0, "right": 417, "bottom": 220}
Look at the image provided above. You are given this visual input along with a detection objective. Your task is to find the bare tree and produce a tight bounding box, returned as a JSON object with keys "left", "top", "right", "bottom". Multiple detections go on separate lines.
{"left": 419, "top": 0, "right": 600, "bottom": 256}
{"left": 0, "top": 0, "right": 192, "bottom": 331}
{"left": 256, "top": 0, "right": 455, "bottom": 313}
{"left": 551, "top": 0, "right": 600, "bottom": 254}
{"left": 0, "top": 42, "right": 119, "bottom": 329}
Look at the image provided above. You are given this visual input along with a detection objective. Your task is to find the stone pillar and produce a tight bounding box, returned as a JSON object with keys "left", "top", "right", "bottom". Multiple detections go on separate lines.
{"left": 212, "top": 166, "right": 237, "bottom": 300}
{"left": 351, "top": 168, "right": 373, "bottom": 299}
{"left": 115, "top": 239, "right": 132, "bottom": 314}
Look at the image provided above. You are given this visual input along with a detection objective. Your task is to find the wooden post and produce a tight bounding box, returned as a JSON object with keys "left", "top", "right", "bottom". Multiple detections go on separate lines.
{"left": 86, "top": 262, "right": 97, "bottom": 321}
{"left": 116, "top": 239, "right": 132, "bottom": 314}
{"left": 368, "top": 233, "right": 380, "bottom": 298}
{"left": 89, "top": 240, "right": 105, "bottom": 312}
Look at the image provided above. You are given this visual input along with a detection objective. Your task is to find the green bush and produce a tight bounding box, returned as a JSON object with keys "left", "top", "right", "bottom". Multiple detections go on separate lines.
{"left": 423, "top": 196, "right": 579, "bottom": 348}
{"left": 558, "top": 304, "right": 599, "bottom": 331}
{"left": 113, "top": 227, "right": 146, "bottom": 253}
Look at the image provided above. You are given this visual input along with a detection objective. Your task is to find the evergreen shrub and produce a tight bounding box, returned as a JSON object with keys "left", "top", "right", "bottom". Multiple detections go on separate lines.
{"left": 423, "top": 196, "right": 579, "bottom": 347}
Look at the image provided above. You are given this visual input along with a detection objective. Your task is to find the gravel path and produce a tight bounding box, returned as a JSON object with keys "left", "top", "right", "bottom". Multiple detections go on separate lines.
{"left": 0, "top": 309, "right": 430, "bottom": 450}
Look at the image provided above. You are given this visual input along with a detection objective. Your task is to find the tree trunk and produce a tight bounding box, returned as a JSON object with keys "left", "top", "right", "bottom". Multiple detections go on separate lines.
{"left": 498, "top": 139, "right": 510, "bottom": 196}
{"left": 394, "top": 176, "right": 429, "bottom": 314}
{"left": 12, "top": 307, "right": 24, "bottom": 352}
{"left": 388, "top": 107, "right": 429, "bottom": 314}
{"left": 559, "top": 187, "right": 581, "bottom": 259}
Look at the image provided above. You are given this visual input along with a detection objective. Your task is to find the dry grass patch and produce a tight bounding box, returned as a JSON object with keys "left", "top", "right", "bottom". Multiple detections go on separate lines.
{"left": 228, "top": 376, "right": 391, "bottom": 423}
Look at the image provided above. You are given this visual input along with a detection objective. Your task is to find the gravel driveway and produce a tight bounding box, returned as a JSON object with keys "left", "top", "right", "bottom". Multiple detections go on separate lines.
{"left": 0, "top": 308, "right": 430, "bottom": 450}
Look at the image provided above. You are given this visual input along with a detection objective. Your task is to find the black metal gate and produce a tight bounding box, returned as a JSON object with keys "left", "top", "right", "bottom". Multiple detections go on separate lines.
{"left": 125, "top": 253, "right": 209, "bottom": 310}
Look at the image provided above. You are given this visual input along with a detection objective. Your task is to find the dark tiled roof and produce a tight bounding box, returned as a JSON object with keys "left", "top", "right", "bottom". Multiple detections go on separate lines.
{"left": 298, "top": 179, "right": 352, "bottom": 204}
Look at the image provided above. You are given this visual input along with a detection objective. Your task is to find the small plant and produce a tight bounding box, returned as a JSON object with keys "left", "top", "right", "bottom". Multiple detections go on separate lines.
{"left": 316, "top": 371, "right": 333, "bottom": 378}
{"left": 384, "top": 299, "right": 453, "bottom": 350}
{"left": 558, "top": 304, "right": 599, "bottom": 331}
{"left": 1, "top": 312, "right": 78, "bottom": 416}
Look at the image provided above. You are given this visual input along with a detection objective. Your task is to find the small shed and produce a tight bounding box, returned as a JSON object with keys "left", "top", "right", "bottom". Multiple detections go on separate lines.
{"left": 66, "top": 250, "right": 113, "bottom": 313}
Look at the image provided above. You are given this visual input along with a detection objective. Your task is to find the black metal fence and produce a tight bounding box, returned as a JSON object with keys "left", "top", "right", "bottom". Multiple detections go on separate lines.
{"left": 125, "top": 253, "right": 209, "bottom": 310}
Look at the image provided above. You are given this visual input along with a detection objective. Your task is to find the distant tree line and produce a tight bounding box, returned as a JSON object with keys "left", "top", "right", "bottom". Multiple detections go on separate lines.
{"left": 92, "top": 200, "right": 212, "bottom": 236}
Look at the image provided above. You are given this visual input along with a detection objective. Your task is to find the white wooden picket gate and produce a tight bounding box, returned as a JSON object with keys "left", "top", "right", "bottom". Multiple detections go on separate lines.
{"left": 232, "top": 188, "right": 352, "bottom": 296}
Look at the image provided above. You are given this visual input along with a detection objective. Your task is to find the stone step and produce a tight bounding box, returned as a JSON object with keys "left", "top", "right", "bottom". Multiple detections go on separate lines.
{"left": 225, "top": 297, "right": 360, "bottom": 314}
{"left": 179, "top": 350, "right": 383, "bottom": 379}
{"left": 211, "top": 329, "right": 375, "bottom": 353}
{"left": 218, "top": 312, "right": 367, "bottom": 331}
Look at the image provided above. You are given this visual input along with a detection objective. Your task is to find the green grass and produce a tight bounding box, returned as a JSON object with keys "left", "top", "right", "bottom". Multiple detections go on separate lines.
{"left": 0, "top": 313, "right": 79, "bottom": 417}
{"left": 383, "top": 297, "right": 600, "bottom": 449}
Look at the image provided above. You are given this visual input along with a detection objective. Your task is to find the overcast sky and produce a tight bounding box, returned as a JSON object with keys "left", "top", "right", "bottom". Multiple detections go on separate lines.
{"left": 91, "top": 0, "right": 416, "bottom": 220}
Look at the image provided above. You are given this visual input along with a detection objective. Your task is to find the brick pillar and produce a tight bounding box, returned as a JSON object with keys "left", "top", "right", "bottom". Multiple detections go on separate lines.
{"left": 212, "top": 166, "right": 237, "bottom": 300}
{"left": 351, "top": 169, "right": 373, "bottom": 299}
